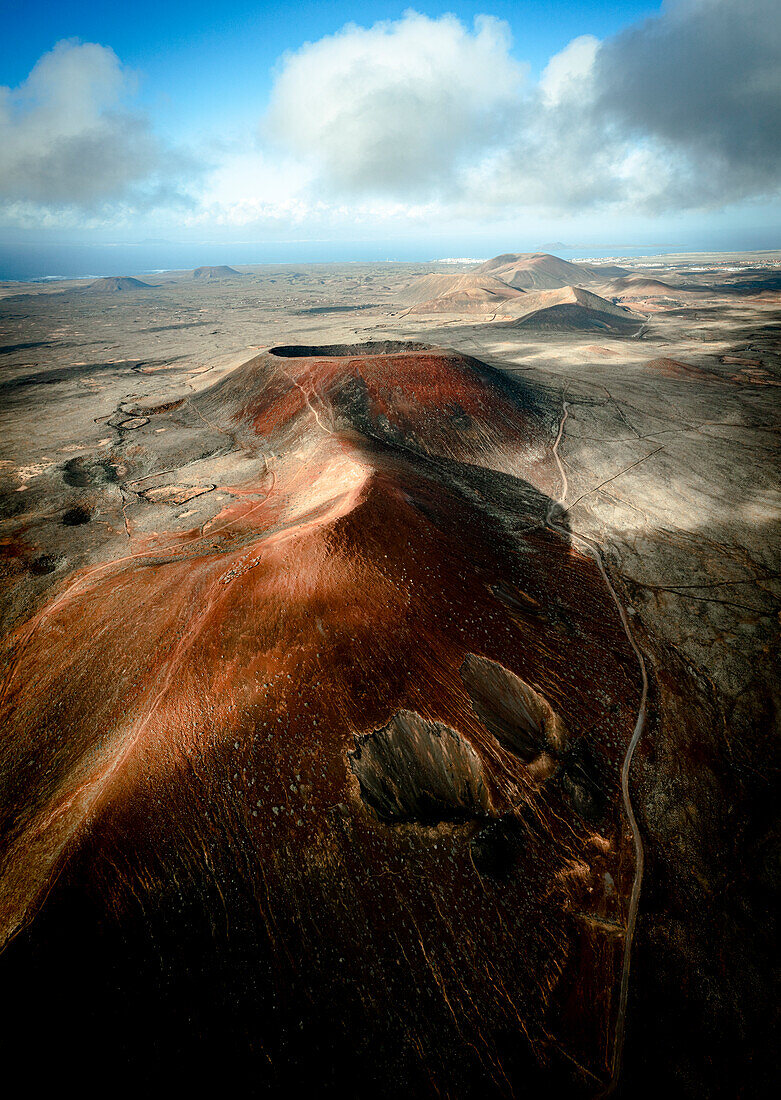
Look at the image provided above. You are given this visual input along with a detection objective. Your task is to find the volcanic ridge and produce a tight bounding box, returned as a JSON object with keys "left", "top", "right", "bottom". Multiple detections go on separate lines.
{"left": 0, "top": 339, "right": 644, "bottom": 1095}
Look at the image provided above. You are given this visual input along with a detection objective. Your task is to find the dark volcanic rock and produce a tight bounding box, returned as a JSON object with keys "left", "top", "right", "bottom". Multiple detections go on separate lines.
{"left": 460, "top": 652, "right": 567, "bottom": 764}
{"left": 350, "top": 709, "right": 494, "bottom": 823}
{"left": 61, "top": 504, "right": 91, "bottom": 526}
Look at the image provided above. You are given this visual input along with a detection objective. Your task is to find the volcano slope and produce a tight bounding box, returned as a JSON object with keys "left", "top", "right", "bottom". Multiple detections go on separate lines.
{"left": 500, "top": 286, "right": 644, "bottom": 334}
{"left": 193, "top": 265, "right": 242, "bottom": 279}
{"left": 83, "top": 275, "right": 152, "bottom": 293}
{"left": 399, "top": 273, "right": 525, "bottom": 315}
{"left": 474, "top": 253, "right": 629, "bottom": 291}
{"left": 0, "top": 342, "right": 649, "bottom": 1095}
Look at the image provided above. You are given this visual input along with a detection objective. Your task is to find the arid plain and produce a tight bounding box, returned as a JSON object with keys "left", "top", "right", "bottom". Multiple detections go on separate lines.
{"left": 0, "top": 252, "right": 778, "bottom": 1096}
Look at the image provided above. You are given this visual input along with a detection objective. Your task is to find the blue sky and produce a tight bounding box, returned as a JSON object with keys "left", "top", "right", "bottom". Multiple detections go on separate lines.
{"left": 1, "top": 1, "right": 780, "bottom": 258}
{"left": 1, "top": 2, "right": 659, "bottom": 84}
{"left": 1, "top": 2, "right": 658, "bottom": 137}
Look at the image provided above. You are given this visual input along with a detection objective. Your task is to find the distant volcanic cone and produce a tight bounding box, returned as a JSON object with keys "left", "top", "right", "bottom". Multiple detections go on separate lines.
{"left": 192, "top": 265, "right": 242, "bottom": 279}
{"left": 399, "top": 273, "right": 526, "bottom": 314}
{"left": 475, "top": 252, "right": 630, "bottom": 290}
{"left": 84, "top": 276, "right": 151, "bottom": 293}
{"left": 499, "top": 286, "right": 644, "bottom": 333}
{"left": 0, "top": 340, "right": 644, "bottom": 1094}
{"left": 474, "top": 252, "right": 593, "bottom": 289}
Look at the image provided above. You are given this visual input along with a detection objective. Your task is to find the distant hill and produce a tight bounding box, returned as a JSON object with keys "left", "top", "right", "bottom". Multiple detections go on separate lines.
{"left": 500, "top": 286, "right": 644, "bottom": 333}
{"left": 397, "top": 275, "right": 642, "bottom": 330}
{"left": 401, "top": 273, "right": 525, "bottom": 313}
{"left": 474, "top": 253, "right": 522, "bottom": 274}
{"left": 84, "top": 276, "right": 151, "bottom": 293}
{"left": 475, "top": 252, "right": 593, "bottom": 290}
{"left": 475, "top": 252, "right": 629, "bottom": 290}
{"left": 580, "top": 263, "right": 632, "bottom": 280}
{"left": 192, "top": 266, "right": 242, "bottom": 279}
{"left": 603, "top": 275, "right": 680, "bottom": 296}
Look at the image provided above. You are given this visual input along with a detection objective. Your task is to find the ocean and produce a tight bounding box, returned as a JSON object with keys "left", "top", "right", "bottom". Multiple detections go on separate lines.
{"left": 0, "top": 240, "right": 692, "bottom": 283}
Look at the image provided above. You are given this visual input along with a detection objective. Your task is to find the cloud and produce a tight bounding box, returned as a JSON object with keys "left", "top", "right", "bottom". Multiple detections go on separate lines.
{"left": 263, "top": 1, "right": 781, "bottom": 217}
{"left": 592, "top": 0, "right": 781, "bottom": 207}
{"left": 265, "top": 11, "right": 525, "bottom": 196}
{"left": 539, "top": 35, "right": 599, "bottom": 106}
{"left": 4, "top": 3, "right": 778, "bottom": 234}
{"left": 0, "top": 39, "right": 194, "bottom": 217}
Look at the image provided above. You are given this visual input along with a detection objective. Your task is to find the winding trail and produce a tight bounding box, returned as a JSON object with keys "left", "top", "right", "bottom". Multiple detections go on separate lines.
{"left": 546, "top": 398, "right": 648, "bottom": 1096}
{"left": 275, "top": 362, "right": 333, "bottom": 434}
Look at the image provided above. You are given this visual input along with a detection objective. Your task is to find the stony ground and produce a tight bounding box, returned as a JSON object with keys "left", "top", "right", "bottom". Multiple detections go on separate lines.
{"left": 0, "top": 254, "right": 778, "bottom": 1096}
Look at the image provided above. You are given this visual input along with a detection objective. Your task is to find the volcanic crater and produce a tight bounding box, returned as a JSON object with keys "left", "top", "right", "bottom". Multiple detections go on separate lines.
{"left": 1, "top": 339, "right": 647, "bottom": 1095}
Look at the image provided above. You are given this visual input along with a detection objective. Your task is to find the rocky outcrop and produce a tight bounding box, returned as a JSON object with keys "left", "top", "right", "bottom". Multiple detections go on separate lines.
{"left": 350, "top": 710, "right": 493, "bottom": 822}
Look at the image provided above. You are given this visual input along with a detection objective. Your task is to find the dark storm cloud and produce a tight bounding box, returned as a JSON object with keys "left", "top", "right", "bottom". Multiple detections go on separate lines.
{"left": 592, "top": 0, "right": 781, "bottom": 206}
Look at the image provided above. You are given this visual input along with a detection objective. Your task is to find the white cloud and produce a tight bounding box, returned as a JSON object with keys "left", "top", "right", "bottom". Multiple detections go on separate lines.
{"left": 265, "top": 11, "right": 526, "bottom": 195}
{"left": 259, "top": 0, "right": 781, "bottom": 219}
{"left": 0, "top": 39, "right": 193, "bottom": 216}
{"left": 193, "top": 148, "right": 314, "bottom": 226}
{"left": 3, "top": 2, "right": 780, "bottom": 235}
{"left": 539, "top": 35, "right": 599, "bottom": 106}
